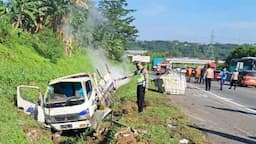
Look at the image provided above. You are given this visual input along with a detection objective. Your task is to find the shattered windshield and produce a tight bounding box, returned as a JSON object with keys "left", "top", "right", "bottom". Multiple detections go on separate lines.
{"left": 45, "top": 82, "right": 85, "bottom": 107}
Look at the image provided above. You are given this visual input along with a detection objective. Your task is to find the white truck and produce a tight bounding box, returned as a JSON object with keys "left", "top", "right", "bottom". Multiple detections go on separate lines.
{"left": 17, "top": 70, "right": 115, "bottom": 132}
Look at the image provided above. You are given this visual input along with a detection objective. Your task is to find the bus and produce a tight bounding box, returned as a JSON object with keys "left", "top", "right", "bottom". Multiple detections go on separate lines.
{"left": 227, "top": 57, "right": 256, "bottom": 82}
{"left": 229, "top": 57, "right": 256, "bottom": 72}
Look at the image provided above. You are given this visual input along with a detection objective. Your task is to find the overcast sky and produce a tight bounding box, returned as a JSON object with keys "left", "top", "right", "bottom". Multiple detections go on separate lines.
{"left": 127, "top": 0, "right": 256, "bottom": 44}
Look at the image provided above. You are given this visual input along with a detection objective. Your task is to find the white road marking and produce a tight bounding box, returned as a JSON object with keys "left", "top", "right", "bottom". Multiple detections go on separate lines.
{"left": 188, "top": 84, "right": 256, "bottom": 115}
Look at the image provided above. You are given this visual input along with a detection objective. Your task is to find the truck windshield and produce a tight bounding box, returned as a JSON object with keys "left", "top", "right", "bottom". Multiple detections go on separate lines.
{"left": 45, "top": 82, "right": 85, "bottom": 107}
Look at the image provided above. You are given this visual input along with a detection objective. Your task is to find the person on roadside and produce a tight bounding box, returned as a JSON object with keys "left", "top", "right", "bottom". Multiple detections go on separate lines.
{"left": 219, "top": 68, "right": 227, "bottom": 90}
{"left": 229, "top": 69, "right": 239, "bottom": 90}
{"left": 116, "top": 62, "right": 148, "bottom": 113}
{"left": 204, "top": 64, "right": 214, "bottom": 91}
{"left": 186, "top": 67, "right": 193, "bottom": 82}
{"left": 199, "top": 67, "right": 205, "bottom": 84}
{"left": 194, "top": 66, "right": 201, "bottom": 83}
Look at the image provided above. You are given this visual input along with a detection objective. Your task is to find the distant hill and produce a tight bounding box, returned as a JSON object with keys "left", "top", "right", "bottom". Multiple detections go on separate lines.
{"left": 130, "top": 40, "right": 239, "bottom": 60}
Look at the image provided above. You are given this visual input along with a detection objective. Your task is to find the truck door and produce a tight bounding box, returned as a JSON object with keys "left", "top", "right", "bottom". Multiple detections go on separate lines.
{"left": 84, "top": 80, "right": 97, "bottom": 116}
{"left": 17, "top": 85, "right": 45, "bottom": 122}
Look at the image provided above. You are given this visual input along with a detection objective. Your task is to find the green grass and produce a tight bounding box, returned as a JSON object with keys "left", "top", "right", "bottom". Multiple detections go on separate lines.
{"left": 113, "top": 78, "right": 209, "bottom": 144}
{"left": 0, "top": 33, "right": 93, "bottom": 144}
{"left": 0, "top": 97, "right": 28, "bottom": 144}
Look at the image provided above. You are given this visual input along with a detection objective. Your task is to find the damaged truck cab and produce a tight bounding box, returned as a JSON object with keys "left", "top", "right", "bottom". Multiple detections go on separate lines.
{"left": 17, "top": 72, "right": 115, "bottom": 131}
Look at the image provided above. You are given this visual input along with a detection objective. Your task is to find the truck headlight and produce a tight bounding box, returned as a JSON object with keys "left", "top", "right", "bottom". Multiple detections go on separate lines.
{"left": 79, "top": 108, "right": 90, "bottom": 120}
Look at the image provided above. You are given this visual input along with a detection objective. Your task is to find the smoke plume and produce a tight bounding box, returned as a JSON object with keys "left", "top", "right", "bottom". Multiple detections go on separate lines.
{"left": 62, "top": 0, "right": 130, "bottom": 87}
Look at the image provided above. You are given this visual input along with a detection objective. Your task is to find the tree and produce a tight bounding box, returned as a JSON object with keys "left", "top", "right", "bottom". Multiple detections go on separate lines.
{"left": 0, "top": 1, "right": 7, "bottom": 17}
{"left": 44, "top": 0, "right": 89, "bottom": 32}
{"left": 9, "top": 0, "right": 38, "bottom": 30}
{"left": 44, "top": 0, "right": 70, "bottom": 32}
{"left": 98, "top": 0, "right": 138, "bottom": 61}
{"left": 5, "top": 0, "right": 49, "bottom": 33}
{"left": 33, "top": 0, "right": 50, "bottom": 33}
{"left": 225, "top": 45, "right": 256, "bottom": 65}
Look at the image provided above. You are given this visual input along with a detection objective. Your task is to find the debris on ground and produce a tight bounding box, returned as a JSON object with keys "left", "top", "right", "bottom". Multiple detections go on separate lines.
{"left": 136, "top": 128, "right": 148, "bottom": 135}
{"left": 115, "top": 127, "right": 137, "bottom": 144}
{"left": 179, "top": 138, "right": 190, "bottom": 144}
{"left": 166, "top": 119, "right": 177, "bottom": 129}
{"left": 167, "top": 123, "right": 177, "bottom": 129}
{"left": 24, "top": 128, "right": 41, "bottom": 142}
{"left": 114, "top": 127, "right": 150, "bottom": 144}
{"left": 52, "top": 133, "right": 61, "bottom": 144}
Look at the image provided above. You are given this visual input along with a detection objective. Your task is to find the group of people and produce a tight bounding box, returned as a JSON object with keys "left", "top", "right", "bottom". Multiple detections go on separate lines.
{"left": 186, "top": 66, "right": 204, "bottom": 84}
{"left": 186, "top": 65, "right": 239, "bottom": 91}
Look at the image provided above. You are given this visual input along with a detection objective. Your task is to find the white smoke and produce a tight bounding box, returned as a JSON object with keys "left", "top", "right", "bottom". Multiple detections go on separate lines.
{"left": 86, "top": 48, "right": 130, "bottom": 87}
{"left": 62, "top": 0, "right": 130, "bottom": 87}
{"left": 62, "top": 21, "right": 74, "bottom": 41}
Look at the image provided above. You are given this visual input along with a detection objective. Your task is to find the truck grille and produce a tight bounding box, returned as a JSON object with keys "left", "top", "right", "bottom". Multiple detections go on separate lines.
{"left": 51, "top": 113, "right": 80, "bottom": 123}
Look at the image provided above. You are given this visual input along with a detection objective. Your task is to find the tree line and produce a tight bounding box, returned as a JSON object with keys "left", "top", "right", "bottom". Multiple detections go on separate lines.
{"left": 131, "top": 40, "right": 256, "bottom": 67}
{"left": 130, "top": 40, "right": 239, "bottom": 60}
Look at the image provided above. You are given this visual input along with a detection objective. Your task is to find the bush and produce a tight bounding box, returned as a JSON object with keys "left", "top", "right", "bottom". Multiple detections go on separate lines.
{"left": 0, "top": 16, "right": 12, "bottom": 44}
{"left": 32, "top": 28, "right": 65, "bottom": 63}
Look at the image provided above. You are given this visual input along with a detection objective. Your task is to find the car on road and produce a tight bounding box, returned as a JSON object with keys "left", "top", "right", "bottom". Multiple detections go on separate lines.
{"left": 181, "top": 68, "right": 186, "bottom": 73}
{"left": 238, "top": 71, "right": 256, "bottom": 87}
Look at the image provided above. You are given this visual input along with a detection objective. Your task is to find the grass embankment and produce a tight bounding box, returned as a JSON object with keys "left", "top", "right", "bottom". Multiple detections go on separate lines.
{"left": 0, "top": 31, "right": 93, "bottom": 143}
{"left": 114, "top": 78, "right": 209, "bottom": 144}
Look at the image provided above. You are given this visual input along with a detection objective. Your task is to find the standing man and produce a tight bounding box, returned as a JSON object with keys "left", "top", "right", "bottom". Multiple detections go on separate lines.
{"left": 204, "top": 64, "right": 214, "bottom": 91}
{"left": 219, "top": 68, "right": 227, "bottom": 90}
{"left": 117, "top": 62, "right": 148, "bottom": 113}
{"left": 186, "top": 67, "right": 192, "bottom": 82}
{"left": 229, "top": 69, "right": 239, "bottom": 90}
{"left": 194, "top": 66, "right": 201, "bottom": 83}
{"left": 199, "top": 67, "right": 205, "bottom": 84}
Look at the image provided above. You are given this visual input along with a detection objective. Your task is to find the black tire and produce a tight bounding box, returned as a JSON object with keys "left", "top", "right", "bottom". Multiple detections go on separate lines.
{"left": 239, "top": 79, "right": 247, "bottom": 87}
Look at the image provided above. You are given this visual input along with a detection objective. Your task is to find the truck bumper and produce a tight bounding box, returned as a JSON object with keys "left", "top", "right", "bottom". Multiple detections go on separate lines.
{"left": 51, "top": 120, "right": 91, "bottom": 131}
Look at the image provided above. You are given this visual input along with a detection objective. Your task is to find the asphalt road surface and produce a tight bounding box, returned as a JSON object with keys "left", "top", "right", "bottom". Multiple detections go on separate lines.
{"left": 170, "top": 80, "right": 256, "bottom": 144}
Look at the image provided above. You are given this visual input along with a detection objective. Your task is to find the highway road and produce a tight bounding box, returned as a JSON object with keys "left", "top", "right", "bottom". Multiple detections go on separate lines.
{"left": 170, "top": 80, "right": 256, "bottom": 144}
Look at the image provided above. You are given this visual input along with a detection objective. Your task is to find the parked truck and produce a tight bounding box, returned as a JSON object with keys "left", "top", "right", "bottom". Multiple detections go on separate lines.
{"left": 152, "top": 57, "right": 164, "bottom": 70}
{"left": 17, "top": 68, "right": 115, "bottom": 132}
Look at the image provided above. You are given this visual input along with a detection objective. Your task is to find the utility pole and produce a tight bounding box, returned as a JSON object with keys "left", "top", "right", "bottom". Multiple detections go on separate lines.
{"left": 208, "top": 30, "right": 215, "bottom": 59}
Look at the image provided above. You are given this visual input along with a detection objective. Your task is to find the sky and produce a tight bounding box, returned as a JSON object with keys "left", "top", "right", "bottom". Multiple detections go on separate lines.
{"left": 126, "top": 0, "right": 256, "bottom": 44}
